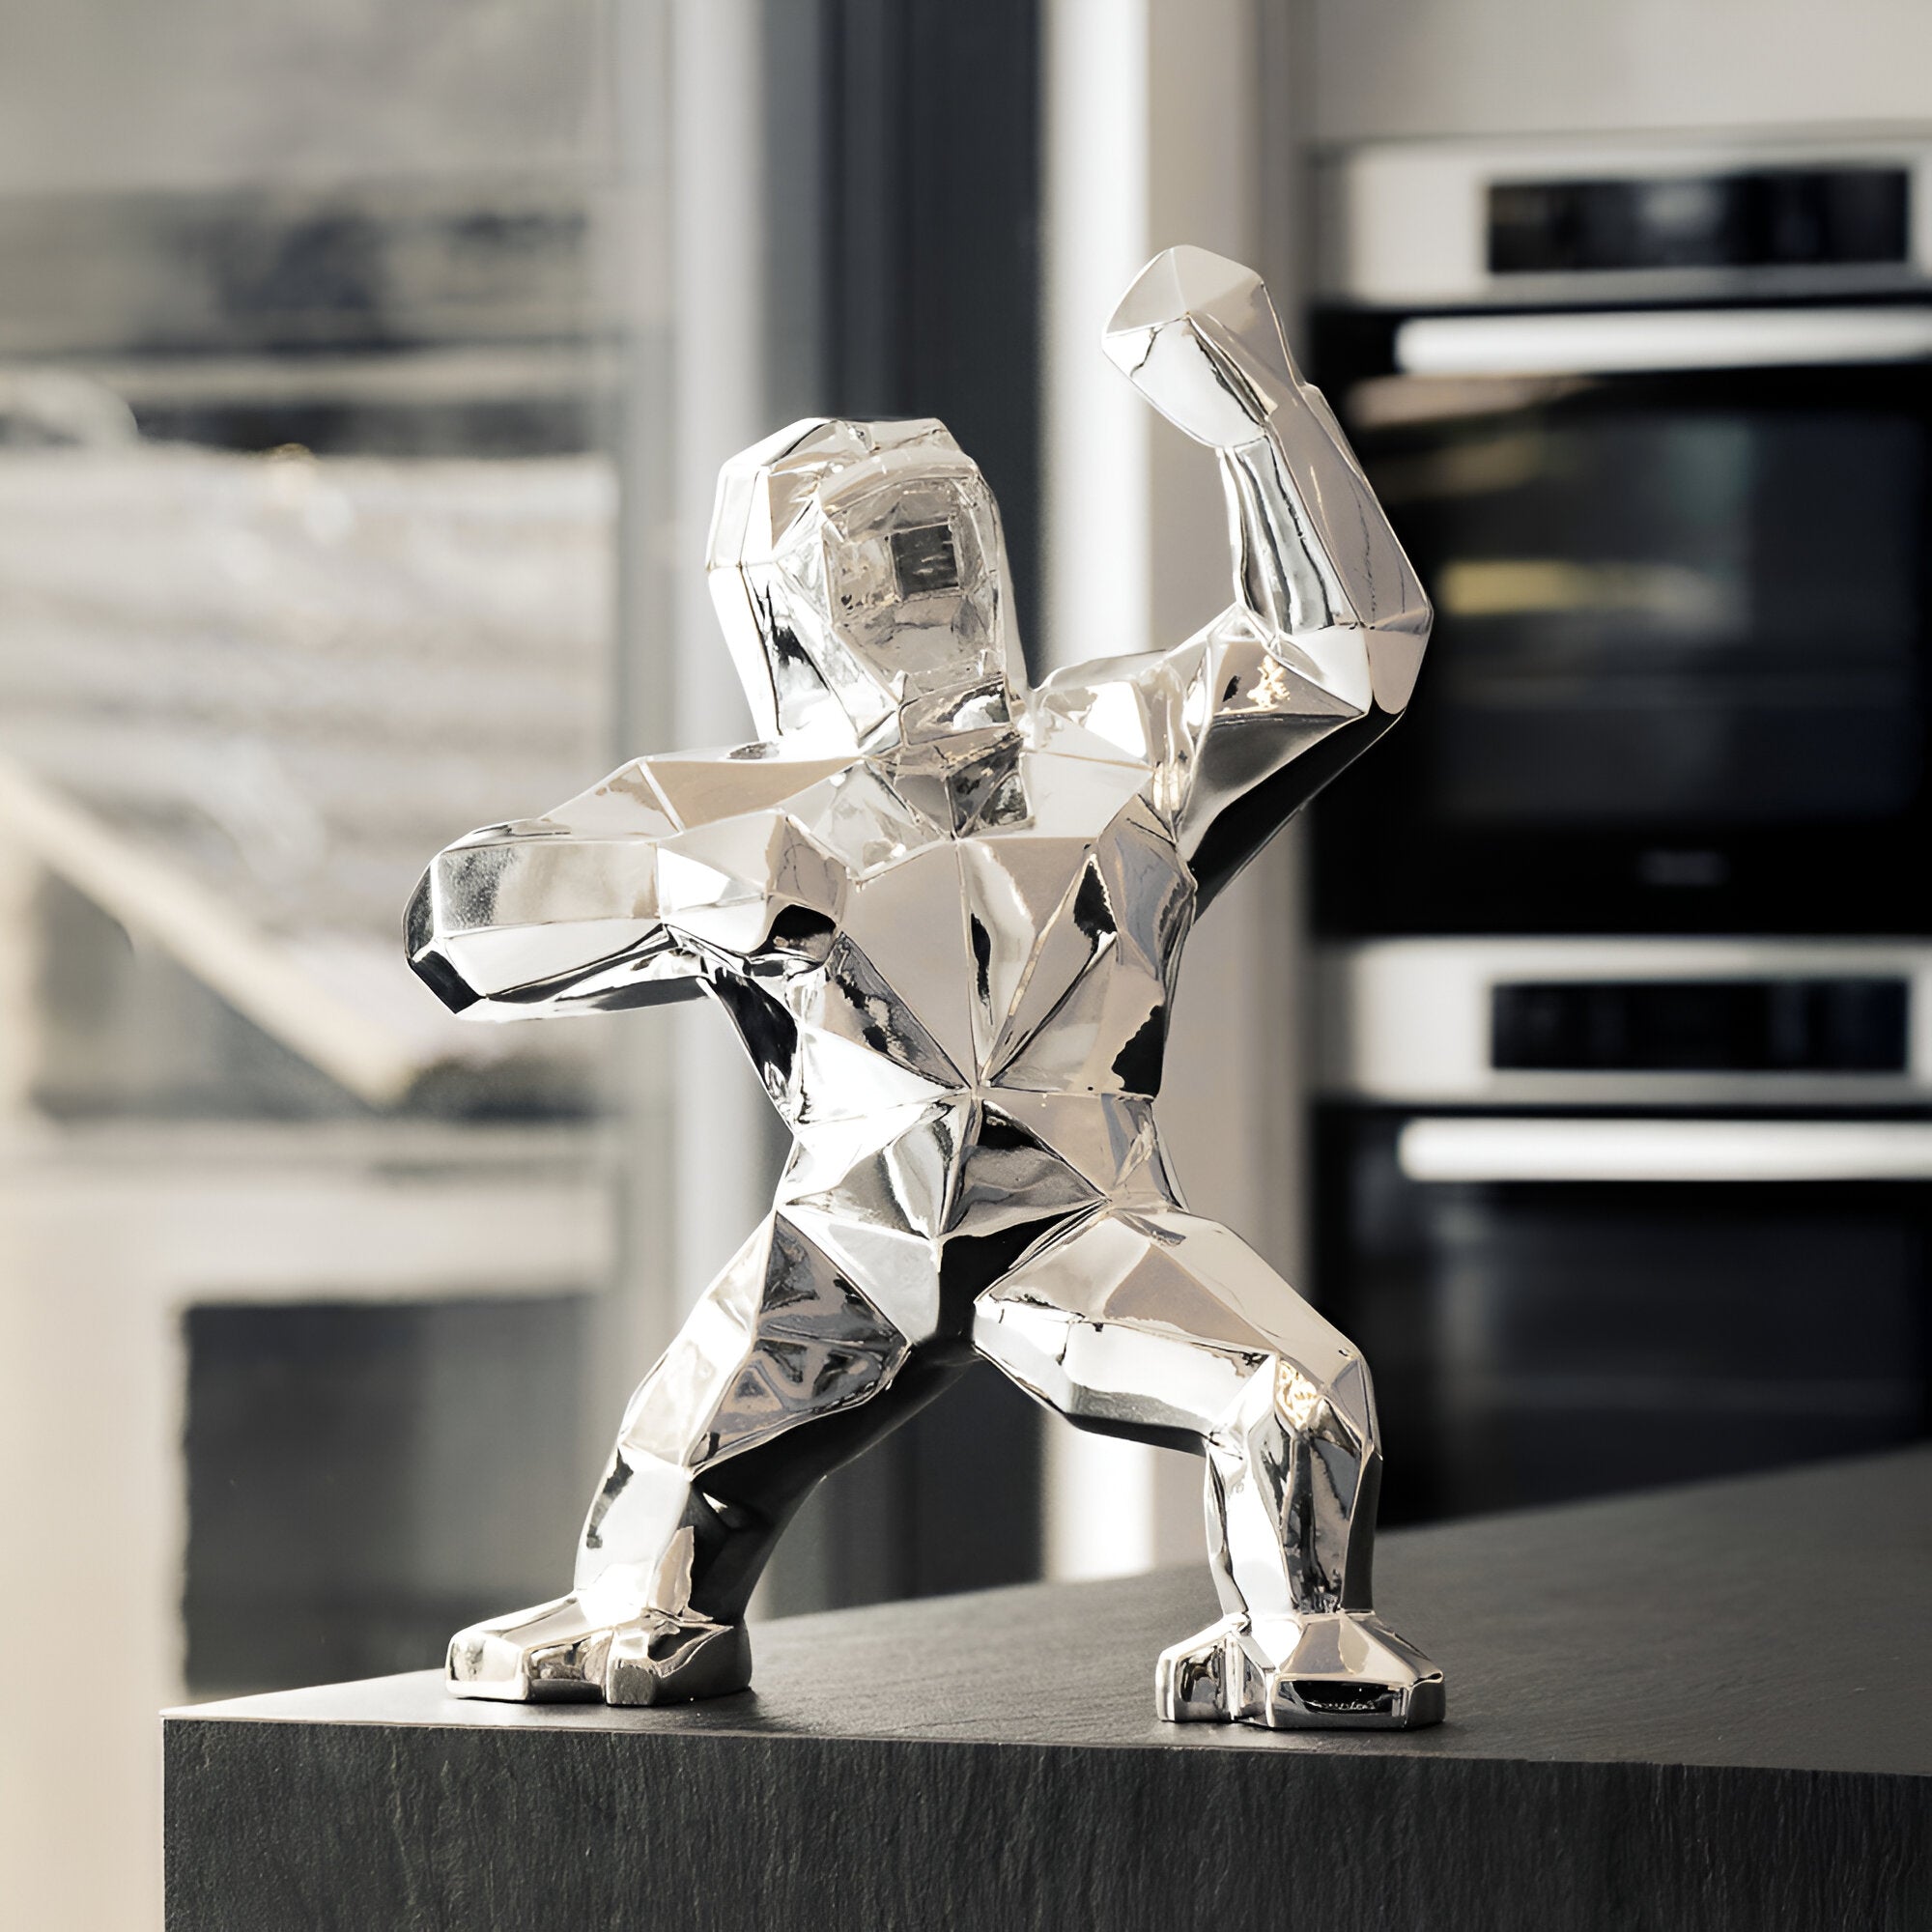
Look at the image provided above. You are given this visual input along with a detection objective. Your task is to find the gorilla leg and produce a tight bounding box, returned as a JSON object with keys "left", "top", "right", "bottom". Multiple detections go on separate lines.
{"left": 973, "top": 1208, "right": 1443, "bottom": 1730}
{"left": 448, "top": 1210, "right": 954, "bottom": 1705}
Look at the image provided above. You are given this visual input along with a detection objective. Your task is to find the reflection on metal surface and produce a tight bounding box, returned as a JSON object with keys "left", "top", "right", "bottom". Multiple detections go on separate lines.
{"left": 407, "top": 247, "right": 1440, "bottom": 1729}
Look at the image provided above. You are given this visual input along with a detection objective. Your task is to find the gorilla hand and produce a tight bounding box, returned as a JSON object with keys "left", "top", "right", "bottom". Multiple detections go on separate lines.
{"left": 1102, "top": 244, "right": 1304, "bottom": 450}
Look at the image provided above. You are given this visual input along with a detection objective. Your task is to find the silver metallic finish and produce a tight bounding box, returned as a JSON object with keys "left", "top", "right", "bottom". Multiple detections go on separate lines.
{"left": 408, "top": 246, "right": 1441, "bottom": 1729}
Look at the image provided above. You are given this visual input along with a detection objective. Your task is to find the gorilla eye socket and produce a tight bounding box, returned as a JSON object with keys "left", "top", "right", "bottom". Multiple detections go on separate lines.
{"left": 889, "top": 522, "right": 961, "bottom": 596}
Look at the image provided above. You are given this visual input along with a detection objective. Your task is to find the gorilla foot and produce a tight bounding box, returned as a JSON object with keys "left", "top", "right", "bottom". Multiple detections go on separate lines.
{"left": 1155, "top": 1610, "right": 1443, "bottom": 1731}
{"left": 1154, "top": 1611, "right": 1249, "bottom": 1722}
{"left": 446, "top": 1594, "right": 752, "bottom": 1707}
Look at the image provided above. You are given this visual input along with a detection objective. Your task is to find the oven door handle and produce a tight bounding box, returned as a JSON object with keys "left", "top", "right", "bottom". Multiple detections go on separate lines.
{"left": 1396, "top": 1117, "right": 1932, "bottom": 1184}
{"left": 1394, "top": 306, "right": 1932, "bottom": 377}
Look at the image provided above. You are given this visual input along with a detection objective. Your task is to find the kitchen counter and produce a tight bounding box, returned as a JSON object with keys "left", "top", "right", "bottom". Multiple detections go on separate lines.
{"left": 165, "top": 1447, "right": 1932, "bottom": 1930}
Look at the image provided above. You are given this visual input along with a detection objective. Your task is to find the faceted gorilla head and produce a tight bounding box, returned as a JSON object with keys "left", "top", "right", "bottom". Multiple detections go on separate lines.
{"left": 706, "top": 417, "right": 1022, "bottom": 751}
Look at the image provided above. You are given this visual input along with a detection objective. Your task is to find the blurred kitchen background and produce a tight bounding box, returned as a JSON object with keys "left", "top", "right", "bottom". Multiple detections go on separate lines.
{"left": 5, "top": 0, "right": 1932, "bottom": 1923}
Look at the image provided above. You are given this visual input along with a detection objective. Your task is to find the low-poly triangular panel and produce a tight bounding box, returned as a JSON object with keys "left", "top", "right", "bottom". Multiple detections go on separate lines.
{"left": 541, "top": 759, "right": 681, "bottom": 839}
{"left": 986, "top": 1090, "right": 1173, "bottom": 1203}
{"left": 1031, "top": 651, "right": 1178, "bottom": 765}
{"left": 838, "top": 844, "right": 979, "bottom": 1077}
{"left": 794, "top": 929, "right": 966, "bottom": 1092}
{"left": 994, "top": 944, "right": 1171, "bottom": 1096}
{"left": 437, "top": 837, "right": 662, "bottom": 936}
{"left": 973, "top": 1213, "right": 1263, "bottom": 1437}
{"left": 790, "top": 1021, "right": 958, "bottom": 1123}
{"left": 618, "top": 1220, "right": 774, "bottom": 1468}
{"left": 983, "top": 848, "right": 1118, "bottom": 1079}
{"left": 1021, "top": 748, "right": 1151, "bottom": 842}
{"left": 783, "top": 764, "right": 928, "bottom": 881}
{"left": 945, "top": 739, "right": 1031, "bottom": 835}
{"left": 440, "top": 919, "right": 672, "bottom": 1004}
{"left": 1094, "top": 796, "right": 1196, "bottom": 979}
{"left": 782, "top": 1096, "right": 970, "bottom": 1241}
{"left": 948, "top": 1100, "right": 1106, "bottom": 1239}
{"left": 778, "top": 1203, "right": 939, "bottom": 1346}
{"left": 642, "top": 747, "right": 853, "bottom": 832}
{"left": 693, "top": 1214, "right": 908, "bottom": 1469}
{"left": 958, "top": 833, "right": 1095, "bottom": 1065}
{"left": 656, "top": 814, "right": 788, "bottom": 958}
{"left": 777, "top": 1099, "right": 944, "bottom": 1201}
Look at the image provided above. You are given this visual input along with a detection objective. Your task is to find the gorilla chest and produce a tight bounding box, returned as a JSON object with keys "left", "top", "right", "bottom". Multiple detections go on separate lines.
{"left": 795, "top": 796, "right": 1195, "bottom": 1101}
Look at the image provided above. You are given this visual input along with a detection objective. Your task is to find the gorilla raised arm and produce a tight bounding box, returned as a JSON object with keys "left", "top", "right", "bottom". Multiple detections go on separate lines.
{"left": 1038, "top": 244, "right": 1431, "bottom": 906}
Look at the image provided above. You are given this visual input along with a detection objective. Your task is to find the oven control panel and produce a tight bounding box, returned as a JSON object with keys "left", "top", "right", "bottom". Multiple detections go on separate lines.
{"left": 1316, "top": 939, "right": 1932, "bottom": 1105}
{"left": 1491, "top": 976, "right": 1909, "bottom": 1074}
{"left": 1488, "top": 167, "right": 1909, "bottom": 277}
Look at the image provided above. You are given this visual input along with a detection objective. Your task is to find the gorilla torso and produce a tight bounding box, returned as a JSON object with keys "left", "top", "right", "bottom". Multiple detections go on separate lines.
{"left": 696, "top": 729, "right": 1198, "bottom": 1334}
{"left": 707, "top": 736, "right": 1194, "bottom": 1115}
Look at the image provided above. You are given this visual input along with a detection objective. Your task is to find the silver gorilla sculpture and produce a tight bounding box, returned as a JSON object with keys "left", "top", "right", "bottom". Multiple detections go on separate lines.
{"left": 407, "top": 246, "right": 1442, "bottom": 1729}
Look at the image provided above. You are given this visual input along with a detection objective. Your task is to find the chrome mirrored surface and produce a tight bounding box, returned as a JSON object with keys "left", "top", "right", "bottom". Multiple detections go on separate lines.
{"left": 409, "top": 245, "right": 1442, "bottom": 1729}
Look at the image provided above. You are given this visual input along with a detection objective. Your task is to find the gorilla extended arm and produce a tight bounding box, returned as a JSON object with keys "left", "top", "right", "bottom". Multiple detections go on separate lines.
{"left": 406, "top": 745, "right": 850, "bottom": 1018}
{"left": 1104, "top": 246, "right": 1432, "bottom": 905}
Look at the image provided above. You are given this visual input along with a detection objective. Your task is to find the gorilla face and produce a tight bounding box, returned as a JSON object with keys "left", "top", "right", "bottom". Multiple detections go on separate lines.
{"left": 706, "top": 418, "right": 1022, "bottom": 751}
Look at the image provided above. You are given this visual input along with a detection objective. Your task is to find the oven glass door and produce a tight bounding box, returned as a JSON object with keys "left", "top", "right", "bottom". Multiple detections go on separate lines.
{"left": 1308, "top": 353, "right": 1932, "bottom": 935}
{"left": 1318, "top": 1110, "right": 1931, "bottom": 1522}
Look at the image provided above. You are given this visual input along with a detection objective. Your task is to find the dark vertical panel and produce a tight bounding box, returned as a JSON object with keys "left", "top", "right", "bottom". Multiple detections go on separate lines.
{"left": 759, "top": 0, "right": 830, "bottom": 422}
{"left": 821, "top": 0, "right": 1043, "bottom": 681}
{"left": 819, "top": 0, "right": 909, "bottom": 414}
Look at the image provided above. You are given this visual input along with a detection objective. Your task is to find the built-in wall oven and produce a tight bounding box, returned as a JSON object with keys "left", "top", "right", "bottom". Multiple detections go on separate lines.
{"left": 1307, "top": 135, "right": 1932, "bottom": 1521}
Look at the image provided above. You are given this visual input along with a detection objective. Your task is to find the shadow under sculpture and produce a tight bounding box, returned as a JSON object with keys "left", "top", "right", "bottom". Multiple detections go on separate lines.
{"left": 406, "top": 246, "right": 1442, "bottom": 1729}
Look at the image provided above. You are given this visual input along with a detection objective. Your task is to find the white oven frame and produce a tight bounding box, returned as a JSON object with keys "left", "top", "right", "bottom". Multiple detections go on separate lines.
{"left": 1317, "top": 938, "right": 1932, "bottom": 1110}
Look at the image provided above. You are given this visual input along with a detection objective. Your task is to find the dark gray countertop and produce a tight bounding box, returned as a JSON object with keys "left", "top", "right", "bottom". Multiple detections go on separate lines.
{"left": 167, "top": 1448, "right": 1932, "bottom": 1930}
{"left": 181, "top": 1444, "right": 1932, "bottom": 1775}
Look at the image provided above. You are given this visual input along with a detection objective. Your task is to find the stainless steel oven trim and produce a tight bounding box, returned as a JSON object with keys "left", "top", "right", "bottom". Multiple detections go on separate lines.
{"left": 1394, "top": 306, "right": 1932, "bottom": 377}
{"left": 1316, "top": 938, "right": 1932, "bottom": 1106}
{"left": 1397, "top": 1115, "right": 1932, "bottom": 1183}
{"left": 1318, "top": 131, "right": 1932, "bottom": 308}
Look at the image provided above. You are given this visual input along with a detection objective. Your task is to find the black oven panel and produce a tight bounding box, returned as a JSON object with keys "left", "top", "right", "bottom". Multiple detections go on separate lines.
{"left": 1488, "top": 167, "right": 1910, "bottom": 278}
{"left": 1306, "top": 352, "right": 1932, "bottom": 936}
{"left": 1491, "top": 976, "right": 1909, "bottom": 1073}
{"left": 1308, "top": 137, "right": 1932, "bottom": 1529}
{"left": 1316, "top": 1108, "right": 1931, "bottom": 1524}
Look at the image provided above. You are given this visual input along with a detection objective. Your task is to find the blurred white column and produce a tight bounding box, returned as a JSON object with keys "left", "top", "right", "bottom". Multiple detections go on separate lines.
{"left": 1041, "top": 0, "right": 1297, "bottom": 1581}
{"left": 1041, "top": 0, "right": 1157, "bottom": 1582}
{"left": 1043, "top": 0, "right": 1151, "bottom": 693}
{"left": 610, "top": 0, "right": 778, "bottom": 1419}
{"left": 666, "top": 0, "right": 781, "bottom": 1317}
